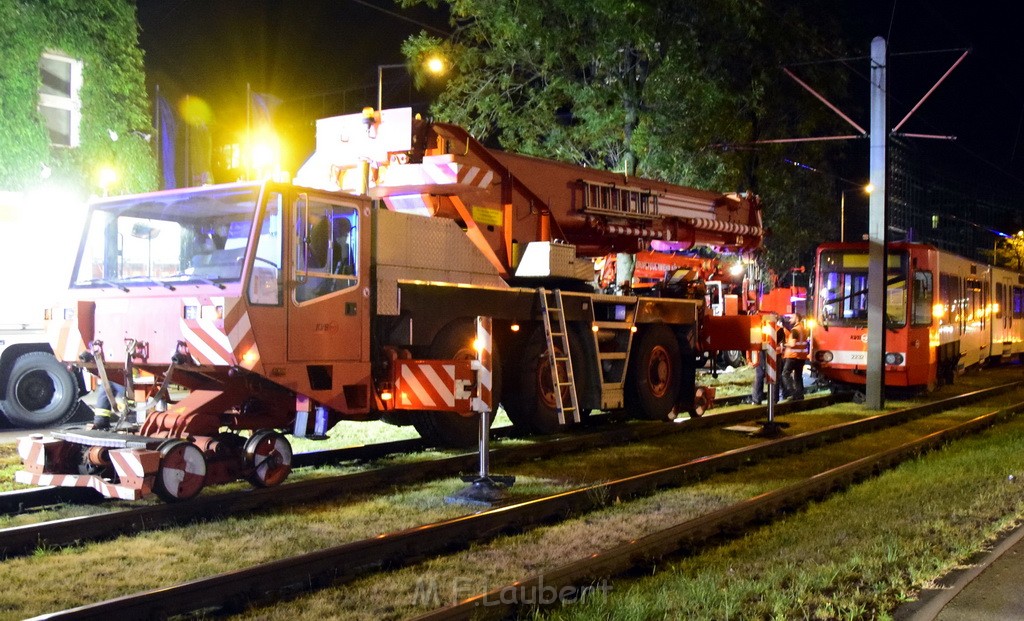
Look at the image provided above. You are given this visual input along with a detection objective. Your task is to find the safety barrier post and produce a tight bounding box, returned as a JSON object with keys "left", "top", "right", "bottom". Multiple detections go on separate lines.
{"left": 446, "top": 316, "right": 515, "bottom": 505}
{"left": 758, "top": 317, "right": 786, "bottom": 437}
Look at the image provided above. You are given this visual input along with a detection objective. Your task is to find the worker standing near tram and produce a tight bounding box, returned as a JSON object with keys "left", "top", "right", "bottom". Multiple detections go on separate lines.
{"left": 781, "top": 313, "right": 809, "bottom": 401}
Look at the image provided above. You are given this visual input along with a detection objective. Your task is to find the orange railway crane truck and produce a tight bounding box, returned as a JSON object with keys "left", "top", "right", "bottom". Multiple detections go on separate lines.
{"left": 16, "top": 108, "right": 764, "bottom": 501}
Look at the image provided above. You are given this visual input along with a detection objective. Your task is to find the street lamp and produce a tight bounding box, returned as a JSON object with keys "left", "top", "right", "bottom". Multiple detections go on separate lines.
{"left": 840, "top": 183, "right": 873, "bottom": 242}
{"left": 377, "top": 55, "right": 447, "bottom": 113}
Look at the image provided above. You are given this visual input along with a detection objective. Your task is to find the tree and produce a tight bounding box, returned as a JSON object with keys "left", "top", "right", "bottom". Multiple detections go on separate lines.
{"left": 0, "top": 0, "right": 156, "bottom": 196}
{"left": 401, "top": 0, "right": 847, "bottom": 276}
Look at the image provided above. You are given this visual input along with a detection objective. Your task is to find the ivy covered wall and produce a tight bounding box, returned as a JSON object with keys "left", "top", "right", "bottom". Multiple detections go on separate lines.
{"left": 0, "top": 0, "right": 157, "bottom": 196}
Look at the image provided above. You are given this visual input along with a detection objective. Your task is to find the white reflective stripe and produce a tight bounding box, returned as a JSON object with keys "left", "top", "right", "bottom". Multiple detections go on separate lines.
{"left": 420, "top": 364, "right": 456, "bottom": 407}
{"left": 401, "top": 364, "right": 436, "bottom": 407}
{"left": 179, "top": 320, "right": 230, "bottom": 365}
{"left": 227, "top": 312, "right": 252, "bottom": 346}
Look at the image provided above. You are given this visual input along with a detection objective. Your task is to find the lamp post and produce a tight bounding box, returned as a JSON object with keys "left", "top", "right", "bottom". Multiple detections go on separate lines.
{"left": 840, "top": 183, "right": 873, "bottom": 242}
{"left": 377, "top": 56, "right": 447, "bottom": 112}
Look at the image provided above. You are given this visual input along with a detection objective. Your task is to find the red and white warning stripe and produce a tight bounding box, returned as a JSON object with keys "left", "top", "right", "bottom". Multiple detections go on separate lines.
{"left": 689, "top": 217, "right": 763, "bottom": 238}
{"left": 473, "top": 317, "right": 493, "bottom": 413}
{"left": 225, "top": 300, "right": 260, "bottom": 369}
{"left": 395, "top": 360, "right": 474, "bottom": 412}
{"left": 764, "top": 321, "right": 778, "bottom": 385}
{"left": 15, "top": 440, "right": 158, "bottom": 500}
{"left": 179, "top": 297, "right": 234, "bottom": 365}
{"left": 457, "top": 164, "right": 496, "bottom": 191}
{"left": 47, "top": 317, "right": 86, "bottom": 363}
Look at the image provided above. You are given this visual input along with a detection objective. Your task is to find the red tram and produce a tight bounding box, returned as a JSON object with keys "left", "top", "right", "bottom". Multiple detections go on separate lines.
{"left": 812, "top": 241, "right": 1024, "bottom": 393}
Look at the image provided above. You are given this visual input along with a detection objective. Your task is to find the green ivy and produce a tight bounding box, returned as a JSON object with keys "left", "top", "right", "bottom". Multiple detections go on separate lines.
{"left": 0, "top": 0, "right": 157, "bottom": 197}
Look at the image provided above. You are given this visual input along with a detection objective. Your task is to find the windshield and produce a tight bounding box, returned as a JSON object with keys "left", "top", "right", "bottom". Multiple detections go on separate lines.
{"left": 817, "top": 249, "right": 908, "bottom": 327}
{"left": 71, "top": 183, "right": 263, "bottom": 289}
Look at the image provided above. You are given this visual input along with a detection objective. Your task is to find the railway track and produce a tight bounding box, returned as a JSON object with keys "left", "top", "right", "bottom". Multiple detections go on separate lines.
{"left": 21, "top": 382, "right": 1023, "bottom": 619}
{"left": 0, "top": 394, "right": 749, "bottom": 515}
{"left": 0, "top": 394, "right": 805, "bottom": 557}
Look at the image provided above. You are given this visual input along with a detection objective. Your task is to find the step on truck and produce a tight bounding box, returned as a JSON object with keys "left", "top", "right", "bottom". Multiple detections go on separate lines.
{"left": 16, "top": 108, "right": 765, "bottom": 501}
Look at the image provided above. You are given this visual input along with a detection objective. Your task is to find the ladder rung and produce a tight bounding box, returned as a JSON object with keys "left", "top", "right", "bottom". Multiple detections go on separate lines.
{"left": 598, "top": 352, "right": 628, "bottom": 360}
{"left": 554, "top": 356, "right": 569, "bottom": 362}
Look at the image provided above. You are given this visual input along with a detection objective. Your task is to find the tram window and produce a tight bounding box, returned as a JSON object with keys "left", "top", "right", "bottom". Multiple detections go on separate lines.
{"left": 996, "top": 283, "right": 1004, "bottom": 319}
{"left": 1014, "top": 286, "right": 1024, "bottom": 318}
{"left": 887, "top": 278, "right": 908, "bottom": 327}
{"left": 966, "top": 278, "right": 982, "bottom": 326}
{"left": 911, "top": 271, "right": 933, "bottom": 326}
{"left": 939, "top": 273, "right": 960, "bottom": 329}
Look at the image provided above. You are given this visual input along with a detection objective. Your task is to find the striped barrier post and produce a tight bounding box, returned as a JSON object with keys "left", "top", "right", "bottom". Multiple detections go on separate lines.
{"left": 446, "top": 316, "right": 515, "bottom": 505}
{"left": 765, "top": 319, "right": 778, "bottom": 424}
{"left": 474, "top": 316, "right": 493, "bottom": 479}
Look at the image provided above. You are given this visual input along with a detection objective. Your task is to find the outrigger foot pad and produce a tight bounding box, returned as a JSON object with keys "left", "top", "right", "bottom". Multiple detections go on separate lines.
{"left": 446, "top": 474, "right": 516, "bottom": 507}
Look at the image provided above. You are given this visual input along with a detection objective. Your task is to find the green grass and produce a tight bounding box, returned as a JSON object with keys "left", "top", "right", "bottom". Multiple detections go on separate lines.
{"left": 540, "top": 419, "right": 1024, "bottom": 620}
{"left": 232, "top": 384, "right": 1024, "bottom": 620}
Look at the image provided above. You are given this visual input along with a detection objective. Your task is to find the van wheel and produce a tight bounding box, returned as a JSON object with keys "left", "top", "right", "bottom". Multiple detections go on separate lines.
{"left": 1, "top": 352, "right": 79, "bottom": 428}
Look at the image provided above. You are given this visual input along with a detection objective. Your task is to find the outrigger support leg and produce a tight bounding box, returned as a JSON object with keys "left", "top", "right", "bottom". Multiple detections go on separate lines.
{"left": 446, "top": 409, "right": 515, "bottom": 506}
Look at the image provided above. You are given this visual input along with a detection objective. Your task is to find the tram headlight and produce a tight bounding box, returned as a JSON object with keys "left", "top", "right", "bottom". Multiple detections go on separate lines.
{"left": 884, "top": 352, "right": 904, "bottom": 365}
{"left": 815, "top": 351, "right": 834, "bottom": 363}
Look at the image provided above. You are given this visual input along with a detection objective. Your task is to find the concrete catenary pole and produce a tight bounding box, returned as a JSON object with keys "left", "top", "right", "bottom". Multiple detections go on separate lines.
{"left": 866, "top": 36, "right": 888, "bottom": 409}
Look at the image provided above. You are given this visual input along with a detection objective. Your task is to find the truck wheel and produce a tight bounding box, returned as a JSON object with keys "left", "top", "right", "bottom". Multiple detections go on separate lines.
{"left": 626, "top": 324, "right": 682, "bottom": 421}
{"left": 503, "top": 327, "right": 584, "bottom": 436}
{"left": 411, "top": 320, "right": 501, "bottom": 448}
{"left": 1, "top": 352, "right": 79, "bottom": 428}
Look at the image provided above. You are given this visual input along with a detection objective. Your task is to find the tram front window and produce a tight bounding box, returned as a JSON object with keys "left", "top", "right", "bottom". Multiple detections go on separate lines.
{"left": 817, "top": 250, "right": 907, "bottom": 328}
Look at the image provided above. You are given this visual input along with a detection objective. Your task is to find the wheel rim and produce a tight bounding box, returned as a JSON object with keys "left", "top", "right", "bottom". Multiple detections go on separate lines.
{"left": 246, "top": 431, "right": 293, "bottom": 487}
{"left": 646, "top": 345, "right": 672, "bottom": 398}
{"left": 157, "top": 441, "right": 207, "bottom": 500}
{"left": 535, "top": 351, "right": 569, "bottom": 410}
{"left": 15, "top": 369, "right": 62, "bottom": 414}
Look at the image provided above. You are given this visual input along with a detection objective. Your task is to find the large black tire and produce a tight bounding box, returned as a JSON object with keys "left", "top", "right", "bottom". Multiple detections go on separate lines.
{"left": 626, "top": 324, "right": 683, "bottom": 421}
{"left": 503, "top": 327, "right": 586, "bottom": 436}
{"left": 411, "top": 321, "right": 501, "bottom": 448}
{"left": 1, "top": 352, "right": 79, "bottom": 428}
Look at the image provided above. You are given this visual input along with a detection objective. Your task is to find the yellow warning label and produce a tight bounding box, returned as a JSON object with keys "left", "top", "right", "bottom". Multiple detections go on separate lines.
{"left": 471, "top": 206, "right": 503, "bottom": 227}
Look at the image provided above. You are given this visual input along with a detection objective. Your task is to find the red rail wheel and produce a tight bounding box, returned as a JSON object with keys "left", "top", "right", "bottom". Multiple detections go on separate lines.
{"left": 244, "top": 430, "right": 293, "bottom": 488}
{"left": 154, "top": 440, "right": 207, "bottom": 502}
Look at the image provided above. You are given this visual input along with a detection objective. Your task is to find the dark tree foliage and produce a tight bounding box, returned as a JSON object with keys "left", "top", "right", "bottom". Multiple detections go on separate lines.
{"left": 401, "top": 0, "right": 850, "bottom": 276}
{"left": 0, "top": 0, "right": 156, "bottom": 195}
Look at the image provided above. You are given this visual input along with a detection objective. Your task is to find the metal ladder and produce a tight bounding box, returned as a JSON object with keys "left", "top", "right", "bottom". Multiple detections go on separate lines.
{"left": 538, "top": 288, "right": 581, "bottom": 425}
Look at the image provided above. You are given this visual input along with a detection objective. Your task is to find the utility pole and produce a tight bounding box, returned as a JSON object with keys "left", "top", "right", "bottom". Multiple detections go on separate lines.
{"left": 866, "top": 37, "right": 887, "bottom": 409}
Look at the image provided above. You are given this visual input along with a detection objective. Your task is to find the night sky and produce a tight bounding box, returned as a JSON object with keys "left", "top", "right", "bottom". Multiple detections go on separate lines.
{"left": 134, "top": 0, "right": 1024, "bottom": 189}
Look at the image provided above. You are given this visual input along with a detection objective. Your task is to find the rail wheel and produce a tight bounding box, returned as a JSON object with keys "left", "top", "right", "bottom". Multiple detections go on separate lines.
{"left": 626, "top": 324, "right": 682, "bottom": 421}
{"left": 504, "top": 327, "right": 585, "bottom": 436}
{"left": 154, "top": 440, "right": 207, "bottom": 502}
{"left": 411, "top": 320, "right": 501, "bottom": 448}
{"left": 244, "top": 430, "right": 293, "bottom": 488}
{"left": 1, "top": 352, "right": 79, "bottom": 428}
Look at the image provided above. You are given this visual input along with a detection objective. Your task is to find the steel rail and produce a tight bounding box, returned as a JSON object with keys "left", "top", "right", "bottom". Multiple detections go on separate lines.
{"left": 0, "top": 395, "right": 750, "bottom": 515}
{"left": 0, "top": 395, "right": 823, "bottom": 557}
{"left": 413, "top": 401, "right": 1024, "bottom": 619}
{"left": 25, "top": 383, "right": 1021, "bottom": 620}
